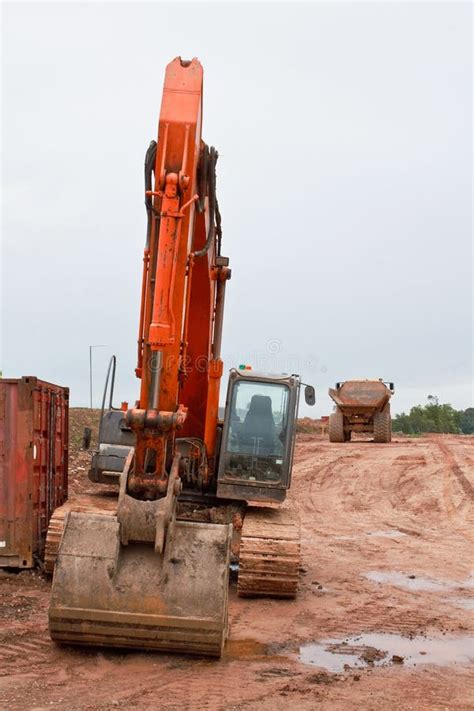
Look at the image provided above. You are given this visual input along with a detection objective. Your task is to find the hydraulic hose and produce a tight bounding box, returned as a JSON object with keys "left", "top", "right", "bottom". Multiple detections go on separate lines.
{"left": 194, "top": 145, "right": 222, "bottom": 258}
{"left": 144, "top": 140, "right": 157, "bottom": 248}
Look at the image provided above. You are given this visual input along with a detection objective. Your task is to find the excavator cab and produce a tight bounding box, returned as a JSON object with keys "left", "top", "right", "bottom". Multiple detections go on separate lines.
{"left": 217, "top": 369, "right": 314, "bottom": 503}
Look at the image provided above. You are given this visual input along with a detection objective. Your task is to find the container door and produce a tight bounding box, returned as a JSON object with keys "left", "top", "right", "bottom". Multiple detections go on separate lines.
{"left": 0, "top": 380, "right": 32, "bottom": 567}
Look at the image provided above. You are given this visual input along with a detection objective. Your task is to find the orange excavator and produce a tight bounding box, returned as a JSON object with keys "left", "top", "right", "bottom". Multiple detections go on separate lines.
{"left": 48, "top": 57, "right": 315, "bottom": 657}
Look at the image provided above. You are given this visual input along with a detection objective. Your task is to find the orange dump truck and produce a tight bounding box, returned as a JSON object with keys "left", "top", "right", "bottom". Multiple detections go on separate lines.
{"left": 328, "top": 379, "right": 394, "bottom": 443}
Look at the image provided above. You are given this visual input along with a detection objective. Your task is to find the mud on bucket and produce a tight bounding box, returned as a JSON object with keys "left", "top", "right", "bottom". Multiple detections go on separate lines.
{"left": 49, "top": 510, "right": 232, "bottom": 657}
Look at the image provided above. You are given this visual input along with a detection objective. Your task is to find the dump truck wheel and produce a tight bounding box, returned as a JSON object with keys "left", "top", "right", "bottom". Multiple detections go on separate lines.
{"left": 373, "top": 405, "right": 391, "bottom": 443}
{"left": 329, "top": 410, "right": 345, "bottom": 443}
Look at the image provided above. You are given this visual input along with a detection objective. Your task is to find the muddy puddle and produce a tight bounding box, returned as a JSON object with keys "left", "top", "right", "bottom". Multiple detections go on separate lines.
{"left": 298, "top": 633, "right": 474, "bottom": 672}
{"left": 364, "top": 570, "right": 474, "bottom": 593}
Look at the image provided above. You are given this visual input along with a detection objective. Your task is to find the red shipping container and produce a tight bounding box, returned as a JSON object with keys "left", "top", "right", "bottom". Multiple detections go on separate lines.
{"left": 0, "top": 377, "right": 69, "bottom": 568}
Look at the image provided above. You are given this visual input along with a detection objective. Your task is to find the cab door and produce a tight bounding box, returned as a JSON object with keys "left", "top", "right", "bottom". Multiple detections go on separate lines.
{"left": 217, "top": 370, "right": 300, "bottom": 503}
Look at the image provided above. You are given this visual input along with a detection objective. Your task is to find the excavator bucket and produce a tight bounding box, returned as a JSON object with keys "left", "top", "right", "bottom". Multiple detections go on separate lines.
{"left": 49, "top": 511, "right": 231, "bottom": 656}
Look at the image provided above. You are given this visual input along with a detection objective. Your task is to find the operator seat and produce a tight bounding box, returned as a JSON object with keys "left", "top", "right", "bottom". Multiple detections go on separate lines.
{"left": 239, "top": 395, "right": 276, "bottom": 454}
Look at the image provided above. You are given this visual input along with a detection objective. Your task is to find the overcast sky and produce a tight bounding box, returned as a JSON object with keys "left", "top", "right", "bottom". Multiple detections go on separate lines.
{"left": 2, "top": 1, "right": 472, "bottom": 418}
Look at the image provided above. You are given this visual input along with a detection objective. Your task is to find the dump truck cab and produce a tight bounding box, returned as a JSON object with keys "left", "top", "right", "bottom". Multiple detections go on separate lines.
{"left": 217, "top": 368, "right": 315, "bottom": 502}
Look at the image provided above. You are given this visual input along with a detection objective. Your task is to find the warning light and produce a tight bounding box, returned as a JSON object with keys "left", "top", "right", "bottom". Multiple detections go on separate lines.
{"left": 238, "top": 364, "right": 252, "bottom": 371}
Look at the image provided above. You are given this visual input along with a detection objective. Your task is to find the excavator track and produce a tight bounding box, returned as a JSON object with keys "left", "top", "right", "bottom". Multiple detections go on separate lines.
{"left": 44, "top": 495, "right": 117, "bottom": 575}
{"left": 238, "top": 507, "right": 301, "bottom": 598}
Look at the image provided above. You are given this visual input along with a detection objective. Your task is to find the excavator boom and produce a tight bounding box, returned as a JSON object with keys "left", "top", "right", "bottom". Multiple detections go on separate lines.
{"left": 129, "top": 57, "right": 229, "bottom": 496}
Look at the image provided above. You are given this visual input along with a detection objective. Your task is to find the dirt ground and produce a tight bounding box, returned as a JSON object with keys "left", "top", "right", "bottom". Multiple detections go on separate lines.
{"left": 1, "top": 425, "right": 473, "bottom": 710}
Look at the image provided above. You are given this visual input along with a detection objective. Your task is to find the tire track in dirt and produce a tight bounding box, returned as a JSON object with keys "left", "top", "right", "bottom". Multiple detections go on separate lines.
{"left": 437, "top": 439, "right": 474, "bottom": 501}
{"left": 303, "top": 443, "right": 412, "bottom": 529}
{"left": 0, "top": 633, "right": 55, "bottom": 675}
{"left": 306, "top": 454, "right": 361, "bottom": 514}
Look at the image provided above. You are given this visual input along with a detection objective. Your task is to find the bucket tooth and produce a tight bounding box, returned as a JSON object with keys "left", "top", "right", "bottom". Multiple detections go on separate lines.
{"left": 49, "top": 512, "right": 231, "bottom": 656}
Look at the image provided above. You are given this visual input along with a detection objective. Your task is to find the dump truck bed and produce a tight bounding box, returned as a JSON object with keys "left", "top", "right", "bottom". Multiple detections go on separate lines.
{"left": 329, "top": 380, "right": 391, "bottom": 413}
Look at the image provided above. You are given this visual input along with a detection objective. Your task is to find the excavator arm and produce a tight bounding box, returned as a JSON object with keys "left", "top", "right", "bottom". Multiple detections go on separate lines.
{"left": 49, "top": 58, "right": 232, "bottom": 657}
{"left": 130, "top": 57, "right": 230, "bottom": 498}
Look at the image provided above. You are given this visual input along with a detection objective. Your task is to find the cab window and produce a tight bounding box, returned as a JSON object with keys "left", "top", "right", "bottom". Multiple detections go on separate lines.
{"left": 223, "top": 381, "right": 290, "bottom": 482}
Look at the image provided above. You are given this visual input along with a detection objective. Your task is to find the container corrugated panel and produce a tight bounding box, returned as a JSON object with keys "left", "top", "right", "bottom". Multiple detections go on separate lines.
{"left": 0, "top": 377, "right": 69, "bottom": 568}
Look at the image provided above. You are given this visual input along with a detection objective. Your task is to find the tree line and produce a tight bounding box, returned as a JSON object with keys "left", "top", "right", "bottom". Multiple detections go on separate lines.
{"left": 392, "top": 396, "right": 474, "bottom": 435}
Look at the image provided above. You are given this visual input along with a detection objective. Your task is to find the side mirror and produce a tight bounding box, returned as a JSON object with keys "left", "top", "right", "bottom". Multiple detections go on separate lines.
{"left": 304, "top": 385, "right": 316, "bottom": 406}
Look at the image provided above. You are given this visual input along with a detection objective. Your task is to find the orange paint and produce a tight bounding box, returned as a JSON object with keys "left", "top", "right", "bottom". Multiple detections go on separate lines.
{"left": 132, "top": 57, "right": 229, "bottom": 489}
